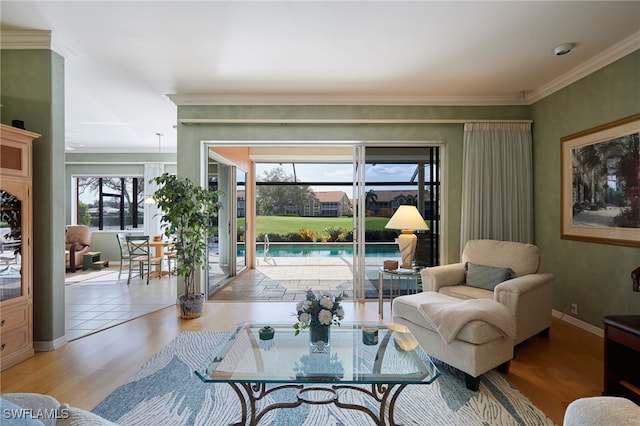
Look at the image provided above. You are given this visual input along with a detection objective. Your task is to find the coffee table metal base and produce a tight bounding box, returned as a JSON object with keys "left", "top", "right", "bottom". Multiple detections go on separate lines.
{"left": 228, "top": 381, "right": 407, "bottom": 426}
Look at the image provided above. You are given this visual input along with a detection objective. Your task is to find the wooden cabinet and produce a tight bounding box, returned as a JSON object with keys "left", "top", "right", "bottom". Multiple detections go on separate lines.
{"left": 1, "top": 123, "right": 38, "bottom": 371}
{"left": 602, "top": 315, "right": 640, "bottom": 404}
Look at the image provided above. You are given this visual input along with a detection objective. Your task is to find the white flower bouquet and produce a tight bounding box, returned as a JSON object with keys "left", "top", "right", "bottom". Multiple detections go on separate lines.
{"left": 293, "top": 289, "right": 346, "bottom": 336}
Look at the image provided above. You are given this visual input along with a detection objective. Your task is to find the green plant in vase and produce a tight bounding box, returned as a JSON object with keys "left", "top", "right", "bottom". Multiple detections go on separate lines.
{"left": 151, "top": 173, "right": 222, "bottom": 319}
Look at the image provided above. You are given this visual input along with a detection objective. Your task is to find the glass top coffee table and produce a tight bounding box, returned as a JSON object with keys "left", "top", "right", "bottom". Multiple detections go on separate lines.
{"left": 195, "top": 322, "right": 440, "bottom": 426}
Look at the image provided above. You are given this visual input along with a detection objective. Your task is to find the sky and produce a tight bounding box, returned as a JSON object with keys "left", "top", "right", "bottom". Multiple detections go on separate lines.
{"left": 254, "top": 162, "right": 425, "bottom": 195}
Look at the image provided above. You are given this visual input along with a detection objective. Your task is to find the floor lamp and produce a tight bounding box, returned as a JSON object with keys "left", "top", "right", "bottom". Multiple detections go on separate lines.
{"left": 384, "top": 205, "right": 429, "bottom": 269}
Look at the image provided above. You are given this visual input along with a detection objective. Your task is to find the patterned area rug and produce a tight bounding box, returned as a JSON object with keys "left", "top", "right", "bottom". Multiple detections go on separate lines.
{"left": 93, "top": 331, "right": 556, "bottom": 425}
{"left": 64, "top": 268, "right": 120, "bottom": 284}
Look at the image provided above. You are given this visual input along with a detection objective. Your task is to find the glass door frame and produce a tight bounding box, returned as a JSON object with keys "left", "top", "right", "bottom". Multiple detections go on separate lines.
{"left": 203, "top": 148, "right": 248, "bottom": 296}
{"left": 353, "top": 144, "right": 366, "bottom": 300}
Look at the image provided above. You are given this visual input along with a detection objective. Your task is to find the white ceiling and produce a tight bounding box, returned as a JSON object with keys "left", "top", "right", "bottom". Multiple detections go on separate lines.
{"left": 1, "top": 1, "right": 639, "bottom": 153}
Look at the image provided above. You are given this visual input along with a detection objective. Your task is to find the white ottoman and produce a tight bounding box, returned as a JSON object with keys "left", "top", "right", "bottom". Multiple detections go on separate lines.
{"left": 563, "top": 396, "right": 640, "bottom": 426}
{"left": 392, "top": 291, "right": 514, "bottom": 390}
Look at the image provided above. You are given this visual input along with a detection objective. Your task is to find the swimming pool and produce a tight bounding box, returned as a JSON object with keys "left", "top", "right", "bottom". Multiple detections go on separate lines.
{"left": 253, "top": 243, "right": 400, "bottom": 258}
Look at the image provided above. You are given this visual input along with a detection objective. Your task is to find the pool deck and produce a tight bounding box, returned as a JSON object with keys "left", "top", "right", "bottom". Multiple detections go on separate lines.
{"left": 212, "top": 256, "right": 395, "bottom": 301}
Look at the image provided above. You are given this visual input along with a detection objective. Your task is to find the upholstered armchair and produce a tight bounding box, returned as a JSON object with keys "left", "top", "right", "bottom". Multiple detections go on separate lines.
{"left": 421, "top": 239, "right": 554, "bottom": 345}
{"left": 65, "top": 225, "right": 92, "bottom": 272}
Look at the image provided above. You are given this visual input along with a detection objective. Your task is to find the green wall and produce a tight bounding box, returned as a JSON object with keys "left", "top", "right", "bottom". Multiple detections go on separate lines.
{"left": 176, "top": 105, "right": 531, "bottom": 267}
{"left": 531, "top": 51, "right": 640, "bottom": 327}
{"left": 1, "top": 50, "right": 66, "bottom": 346}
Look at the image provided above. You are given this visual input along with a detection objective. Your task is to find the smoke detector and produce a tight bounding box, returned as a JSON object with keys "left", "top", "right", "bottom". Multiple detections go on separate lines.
{"left": 553, "top": 43, "right": 575, "bottom": 56}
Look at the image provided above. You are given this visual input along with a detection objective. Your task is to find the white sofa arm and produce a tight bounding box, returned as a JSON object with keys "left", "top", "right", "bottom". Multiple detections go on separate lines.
{"left": 494, "top": 273, "right": 554, "bottom": 344}
{"left": 421, "top": 263, "right": 466, "bottom": 292}
{"left": 493, "top": 273, "right": 554, "bottom": 308}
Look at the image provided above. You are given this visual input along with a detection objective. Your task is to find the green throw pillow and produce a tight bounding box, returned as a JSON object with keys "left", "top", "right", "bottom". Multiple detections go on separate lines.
{"left": 465, "top": 262, "right": 513, "bottom": 291}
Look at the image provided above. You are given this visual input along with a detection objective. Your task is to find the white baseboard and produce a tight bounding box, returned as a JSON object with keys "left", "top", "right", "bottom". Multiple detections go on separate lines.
{"left": 34, "top": 335, "right": 68, "bottom": 352}
{"left": 552, "top": 309, "right": 604, "bottom": 338}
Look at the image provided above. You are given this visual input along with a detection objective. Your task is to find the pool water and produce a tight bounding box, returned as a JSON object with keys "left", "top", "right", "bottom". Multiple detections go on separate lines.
{"left": 254, "top": 243, "right": 400, "bottom": 258}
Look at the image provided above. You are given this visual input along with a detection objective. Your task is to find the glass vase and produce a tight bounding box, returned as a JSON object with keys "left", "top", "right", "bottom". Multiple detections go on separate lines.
{"left": 309, "top": 324, "right": 330, "bottom": 353}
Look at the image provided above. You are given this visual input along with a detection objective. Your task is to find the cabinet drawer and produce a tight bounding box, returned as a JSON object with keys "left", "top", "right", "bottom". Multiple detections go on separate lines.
{"left": 0, "top": 303, "right": 29, "bottom": 333}
{"left": 1, "top": 327, "right": 29, "bottom": 355}
{"left": 608, "top": 326, "right": 640, "bottom": 353}
{"left": 0, "top": 327, "right": 33, "bottom": 371}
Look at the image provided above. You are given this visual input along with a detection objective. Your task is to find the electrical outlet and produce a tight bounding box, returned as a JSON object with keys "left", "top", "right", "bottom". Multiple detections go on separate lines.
{"left": 570, "top": 303, "right": 578, "bottom": 315}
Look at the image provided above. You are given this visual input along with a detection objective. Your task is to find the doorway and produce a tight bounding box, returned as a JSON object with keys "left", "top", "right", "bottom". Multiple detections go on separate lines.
{"left": 206, "top": 155, "right": 247, "bottom": 296}
{"left": 203, "top": 142, "right": 441, "bottom": 301}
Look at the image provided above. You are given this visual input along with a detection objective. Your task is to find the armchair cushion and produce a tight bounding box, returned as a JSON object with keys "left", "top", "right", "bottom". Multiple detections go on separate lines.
{"left": 465, "top": 262, "right": 513, "bottom": 291}
{"left": 462, "top": 239, "right": 540, "bottom": 277}
{"left": 65, "top": 226, "right": 91, "bottom": 247}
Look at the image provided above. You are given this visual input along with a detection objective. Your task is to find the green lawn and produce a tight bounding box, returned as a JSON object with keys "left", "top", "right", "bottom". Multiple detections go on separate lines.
{"left": 238, "top": 216, "right": 390, "bottom": 235}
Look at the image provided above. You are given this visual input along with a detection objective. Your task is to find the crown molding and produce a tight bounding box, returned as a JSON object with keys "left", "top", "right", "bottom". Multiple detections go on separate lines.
{"left": 0, "top": 30, "right": 78, "bottom": 57}
{"left": 0, "top": 30, "right": 51, "bottom": 50}
{"left": 167, "top": 93, "right": 524, "bottom": 107}
{"left": 527, "top": 30, "right": 640, "bottom": 104}
{"left": 180, "top": 118, "right": 532, "bottom": 125}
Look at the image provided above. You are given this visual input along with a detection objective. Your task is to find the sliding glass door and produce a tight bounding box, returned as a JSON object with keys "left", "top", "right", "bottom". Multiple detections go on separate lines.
{"left": 353, "top": 144, "right": 441, "bottom": 300}
{"left": 201, "top": 142, "right": 440, "bottom": 301}
{"left": 206, "top": 156, "right": 247, "bottom": 296}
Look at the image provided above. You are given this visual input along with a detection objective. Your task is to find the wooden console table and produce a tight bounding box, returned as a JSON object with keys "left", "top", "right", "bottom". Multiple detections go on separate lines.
{"left": 602, "top": 315, "right": 640, "bottom": 404}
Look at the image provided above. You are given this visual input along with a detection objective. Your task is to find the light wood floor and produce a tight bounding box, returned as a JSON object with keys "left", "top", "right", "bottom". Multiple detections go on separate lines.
{"left": 1, "top": 301, "right": 603, "bottom": 425}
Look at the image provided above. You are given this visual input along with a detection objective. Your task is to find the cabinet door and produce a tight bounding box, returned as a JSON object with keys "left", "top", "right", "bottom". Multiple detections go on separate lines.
{"left": 0, "top": 179, "right": 31, "bottom": 304}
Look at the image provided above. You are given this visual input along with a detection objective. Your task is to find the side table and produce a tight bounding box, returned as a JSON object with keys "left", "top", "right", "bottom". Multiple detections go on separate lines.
{"left": 602, "top": 315, "right": 640, "bottom": 404}
{"left": 378, "top": 267, "right": 421, "bottom": 319}
{"left": 82, "top": 251, "right": 108, "bottom": 270}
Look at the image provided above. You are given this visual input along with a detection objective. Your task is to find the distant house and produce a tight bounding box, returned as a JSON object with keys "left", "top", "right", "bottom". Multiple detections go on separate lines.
{"left": 362, "top": 190, "right": 434, "bottom": 218}
{"left": 304, "top": 191, "right": 352, "bottom": 217}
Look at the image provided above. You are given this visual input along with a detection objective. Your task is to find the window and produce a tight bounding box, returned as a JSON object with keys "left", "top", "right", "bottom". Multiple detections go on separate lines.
{"left": 76, "top": 177, "right": 144, "bottom": 230}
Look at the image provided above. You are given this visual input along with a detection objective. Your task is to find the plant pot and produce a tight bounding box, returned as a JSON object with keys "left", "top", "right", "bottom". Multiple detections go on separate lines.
{"left": 178, "top": 293, "right": 204, "bottom": 319}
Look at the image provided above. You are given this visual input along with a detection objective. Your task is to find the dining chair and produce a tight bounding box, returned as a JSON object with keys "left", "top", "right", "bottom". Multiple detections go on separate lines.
{"left": 164, "top": 243, "right": 177, "bottom": 275}
{"left": 116, "top": 232, "right": 131, "bottom": 280}
{"left": 125, "top": 235, "right": 163, "bottom": 285}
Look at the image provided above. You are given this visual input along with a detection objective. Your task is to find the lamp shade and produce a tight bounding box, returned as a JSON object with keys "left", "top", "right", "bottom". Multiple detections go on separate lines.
{"left": 384, "top": 205, "right": 429, "bottom": 231}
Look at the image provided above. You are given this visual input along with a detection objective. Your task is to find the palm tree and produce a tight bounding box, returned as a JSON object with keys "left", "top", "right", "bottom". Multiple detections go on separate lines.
{"left": 576, "top": 144, "right": 608, "bottom": 209}
{"left": 364, "top": 190, "right": 377, "bottom": 215}
{"left": 614, "top": 133, "right": 640, "bottom": 227}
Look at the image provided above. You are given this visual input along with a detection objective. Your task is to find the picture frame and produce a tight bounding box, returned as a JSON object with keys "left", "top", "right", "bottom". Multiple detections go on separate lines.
{"left": 561, "top": 114, "right": 640, "bottom": 247}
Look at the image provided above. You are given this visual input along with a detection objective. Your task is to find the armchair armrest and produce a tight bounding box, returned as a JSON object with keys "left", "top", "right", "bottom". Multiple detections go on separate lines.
{"left": 493, "top": 273, "right": 554, "bottom": 307}
{"left": 67, "top": 242, "right": 86, "bottom": 271}
{"left": 494, "top": 273, "right": 554, "bottom": 344}
{"left": 420, "top": 263, "right": 466, "bottom": 292}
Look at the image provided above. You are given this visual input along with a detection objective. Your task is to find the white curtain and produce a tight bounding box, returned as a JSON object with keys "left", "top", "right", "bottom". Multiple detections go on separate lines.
{"left": 143, "top": 163, "right": 164, "bottom": 237}
{"left": 460, "top": 122, "right": 533, "bottom": 251}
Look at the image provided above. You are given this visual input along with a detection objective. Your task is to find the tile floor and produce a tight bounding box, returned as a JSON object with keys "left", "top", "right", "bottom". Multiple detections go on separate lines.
{"left": 214, "top": 257, "right": 355, "bottom": 301}
{"left": 214, "top": 257, "right": 397, "bottom": 301}
{"left": 65, "top": 267, "right": 177, "bottom": 341}
{"left": 64, "top": 257, "right": 408, "bottom": 340}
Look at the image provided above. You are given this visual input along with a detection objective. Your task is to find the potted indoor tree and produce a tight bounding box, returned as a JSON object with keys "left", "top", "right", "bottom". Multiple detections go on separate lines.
{"left": 151, "top": 173, "right": 222, "bottom": 319}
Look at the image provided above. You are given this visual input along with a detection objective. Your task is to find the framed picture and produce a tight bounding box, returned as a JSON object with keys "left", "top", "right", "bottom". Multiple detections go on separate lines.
{"left": 561, "top": 114, "right": 640, "bottom": 247}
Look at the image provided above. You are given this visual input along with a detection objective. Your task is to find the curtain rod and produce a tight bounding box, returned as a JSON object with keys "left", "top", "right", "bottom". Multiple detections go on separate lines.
{"left": 179, "top": 118, "right": 533, "bottom": 125}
